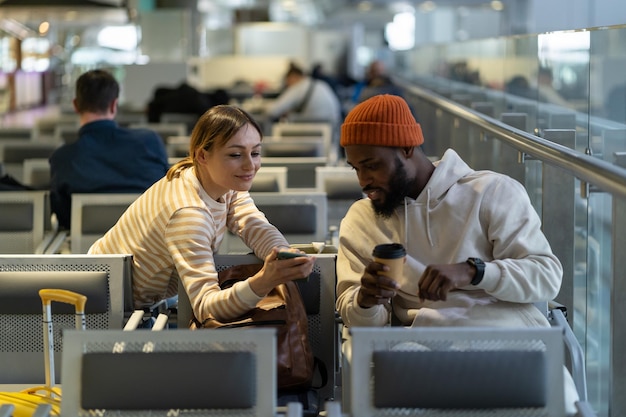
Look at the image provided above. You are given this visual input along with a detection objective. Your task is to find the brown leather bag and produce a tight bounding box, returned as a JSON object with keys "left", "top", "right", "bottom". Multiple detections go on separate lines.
{"left": 190, "top": 263, "right": 315, "bottom": 391}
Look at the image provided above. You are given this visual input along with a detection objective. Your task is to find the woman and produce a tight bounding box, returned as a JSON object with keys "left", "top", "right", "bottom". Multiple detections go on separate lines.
{"left": 89, "top": 105, "right": 315, "bottom": 323}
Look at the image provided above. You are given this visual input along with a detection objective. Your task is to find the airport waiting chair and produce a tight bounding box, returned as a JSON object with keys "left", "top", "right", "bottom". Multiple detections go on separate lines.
{"left": 314, "top": 166, "right": 364, "bottom": 230}
{"left": 261, "top": 137, "right": 326, "bottom": 158}
{"left": 69, "top": 193, "right": 140, "bottom": 254}
{"left": 0, "top": 254, "right": 133, "bottom": 384}
{"left": 52, "top": 124, "right": 79, "bottom": 144}
{"left": 0, "top": 126, "right": 33, "bottom": 140}
{"left": 165, "top": 135, "right": 190, "bottom": 158}
{"left": 168, "top": 156, "right": 183, "bottom": 166}
{"left": 61, "top": 328, "right": 277, "bottom": 417}
{"left": 0, "top": 141, "right": 58, "bottom": 182}
{"left": 271, "top": 122, "right": 334, "bottom": 160}
{"left": 261, "top": 156, "right": 328, "bottom": 189}
{"left": 22, "top": 158, "right": 51, "bottom": 190}
{"left": 32, "top": 114, "right": 79, "bottom": 141}
{"left": 548, "top": 305, "right": 589, "bottom": 403}
{"left": 250, "top": 166, "right": 288, "bottom": 193}
{"left": 161, "top": 112, "right": 200, "bottom": 132}
{"left": 345, "top": 326, "right": 596, "bottom": 417}
{"left": 114, "top": 111, "right": 147, "bottom": 127}
{"left": 128, "top": 122, "right": 188, "bottom": 144}
{"left": 219, "top": 191, "right": 327, "bottom": 254}
{"left": 177, "top": 253, "right": 340, "bottom": 412}
{"left": 0, "top": 190, "right": 53, "bottom": 254}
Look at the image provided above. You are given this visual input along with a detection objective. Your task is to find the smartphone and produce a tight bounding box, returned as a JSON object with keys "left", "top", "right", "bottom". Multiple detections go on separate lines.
{"left": 277, "top": 251, "right": 308, "bottom": 260}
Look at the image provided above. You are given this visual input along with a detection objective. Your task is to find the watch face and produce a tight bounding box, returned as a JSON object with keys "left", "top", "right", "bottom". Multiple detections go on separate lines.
{"left": 469, "top": 257, "right": 483, "bottom": 267}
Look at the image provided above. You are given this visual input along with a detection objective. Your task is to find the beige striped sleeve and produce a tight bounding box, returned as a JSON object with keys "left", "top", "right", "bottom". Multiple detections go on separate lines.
{"left": 227, "top": 191, "right": 290, "bottom": 258}
{"left": 165, "top": 207, "right": 258, "bottom": 322}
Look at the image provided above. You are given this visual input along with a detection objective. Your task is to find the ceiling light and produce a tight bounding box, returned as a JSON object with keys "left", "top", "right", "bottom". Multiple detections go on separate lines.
{"left": 418, "top": 1, "right": 436, "bottom": 13}
{"left": 490, "top": 1, "right": 504, "bottom": 11}
{"left": 38, "top": 21, "right": 49, "bottom": 35}
{"left": 358, "top": 1, "right": 373, "bottom": 12}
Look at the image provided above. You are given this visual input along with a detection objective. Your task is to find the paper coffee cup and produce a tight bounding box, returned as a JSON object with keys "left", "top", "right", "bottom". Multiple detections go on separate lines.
{"left": 372, "top": 243, "right": 406, "bottom": 281}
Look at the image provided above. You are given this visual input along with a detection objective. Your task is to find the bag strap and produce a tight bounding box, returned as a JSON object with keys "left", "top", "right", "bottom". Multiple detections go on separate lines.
{"left": 295, "top": 79, "right": 316, "bottom": 113}
{"left": 310, "top": 356, "right": 328, "bottom": 390}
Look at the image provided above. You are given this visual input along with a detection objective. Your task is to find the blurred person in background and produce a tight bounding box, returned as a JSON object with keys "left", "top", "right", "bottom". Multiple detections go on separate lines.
{"left": 265, "top": 62, "right": 342, "bottom": 126}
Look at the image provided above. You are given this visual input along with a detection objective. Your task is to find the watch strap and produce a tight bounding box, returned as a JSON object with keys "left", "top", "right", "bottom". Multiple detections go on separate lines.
{"left": 467, "top": 257, "right": 485, "bottom": 285}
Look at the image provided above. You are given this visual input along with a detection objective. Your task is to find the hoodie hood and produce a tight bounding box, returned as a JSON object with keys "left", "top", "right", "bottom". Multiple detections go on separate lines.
{"left": 400, "top": 148, "right": 473, "bottom": 248}
{"left": 417, "top": 148, "right": 473, "bottom": 204}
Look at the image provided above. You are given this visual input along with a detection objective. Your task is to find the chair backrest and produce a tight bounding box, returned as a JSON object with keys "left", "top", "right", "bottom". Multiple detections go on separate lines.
{"left": 161, "top": 112, "right": 199, "bottom": 132}
{"left": 349, "top": 326, "right": 565, "bottom": 417}
{"left": 249, "top": 166, "right": 288, "bottom": 193}
{"left": 0, "top": 141, "right": 58, "bottom": 182}
{"left": 114, "top": 111, "right": 147, "bottom": 127}
{"left": 314, "top": 166, "right": 362, "bottom": 200}
{"left": 52, "top": 124, "right": 80, "bottom": 144}
{"left": 61, "top": 328, "right": 276, "bottom": 417}
{"left": 22, "top": 158, "right": 51, "bottom": 189}
{"left": 253, "top": 190, "right": 327, "bottom": 243}
{"left": 259, "top": 156, "right": 328, "bottom": 189}
{"left": 0, "top": 190, "right": 49, "bottom": 253}
{"left": 271, "top": 122, "right": 333, "bottom": 159}
{"left": 165, "top": 135, "right": 190, "bottom": 158}
{"left": 315, "top": 166, "right": 364, "bottom": 229}
{"left": 177, "top": 253, "right": 339, "bottom": 403}
{"left": 70, "top": 193, "right": 140, "bottom": 254}
{"left": 0, "top": 126, "right": 33, "bottom": 140}
{"left": 32, "top": 115, "right": 79, "bottom": 141}
{"left": 261, "top": 137, "right": 326, "bottom": 158}
{"left": 0, "top": 254, "right": 133, "bottom": 384}
{"left": 218, "top": 191, "right": 327, "bottom": 254}
{"left": 128, "top": 122, "right": 188, "bottom": 143}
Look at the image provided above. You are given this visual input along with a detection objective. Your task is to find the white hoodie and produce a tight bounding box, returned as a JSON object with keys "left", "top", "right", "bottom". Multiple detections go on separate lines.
{"left": 336, "top": 148, "right": 563, "bottom": 328}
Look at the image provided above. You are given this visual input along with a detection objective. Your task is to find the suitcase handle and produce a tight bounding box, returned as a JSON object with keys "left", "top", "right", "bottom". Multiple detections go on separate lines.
{"left": 39, "top": 289, "right": 87, "bottom": 313}
{"left": 38, "top": 289, "right": 87, "bottom": 391}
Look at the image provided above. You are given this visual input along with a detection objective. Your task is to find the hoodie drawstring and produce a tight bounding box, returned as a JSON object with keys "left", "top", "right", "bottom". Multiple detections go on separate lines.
{"left": 404, "top": 190, "right": 435, "bottom": 248}
{"left": 425, "top": 188, "right": 434, "bottom": 247}
{"left": 403, "top": 197, "right": 409, "bottom": 249}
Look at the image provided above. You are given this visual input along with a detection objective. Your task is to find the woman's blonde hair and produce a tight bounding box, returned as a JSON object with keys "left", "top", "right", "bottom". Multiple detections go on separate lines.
{"left": 167, "top": 105, "right": 263, "bottom": 180}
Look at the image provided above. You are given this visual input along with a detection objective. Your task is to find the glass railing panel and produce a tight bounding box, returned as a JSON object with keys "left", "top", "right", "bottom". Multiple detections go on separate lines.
{"left": 399, "top": 22, "right": 626, "bottom": 415}
{"left": 584, "top": 191, "right": 612, "bottom": 416}
{"left": 524, "top": 158, "right": 543, "bottom": 218}
{"left": 536, "top": 31, "right": 590, "bottom": 114}
{"left": 589, "top": 26, "right": 626, "bottom": 167}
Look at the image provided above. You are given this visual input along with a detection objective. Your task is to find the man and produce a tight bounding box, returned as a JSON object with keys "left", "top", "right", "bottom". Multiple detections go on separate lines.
{"left": 352, "top": 60, "right": 403, "bottom": 104}
{"left": 335, "top": 94, "right": 579, "bottom": 413}
{"left": 265, "top": 63, "right": 341, "bottom": 126}
{"left": 336, "top": 93, "right": 562, "bottom": 328}
{"left": 337, "top": 93, "right": 564, "bottom": 326}
{"left": 49, "top": 69, "right": 169, "bottom": 230}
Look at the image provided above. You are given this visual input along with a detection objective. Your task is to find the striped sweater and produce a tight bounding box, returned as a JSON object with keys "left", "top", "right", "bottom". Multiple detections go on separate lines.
{"left": 89, "top": 167, "right": 289, "bottom": 322}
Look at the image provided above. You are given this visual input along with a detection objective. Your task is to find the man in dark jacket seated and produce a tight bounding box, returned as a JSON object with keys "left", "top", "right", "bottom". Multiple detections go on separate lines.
{"left": 49, "top": 69, "right": 169, "bottom": 230}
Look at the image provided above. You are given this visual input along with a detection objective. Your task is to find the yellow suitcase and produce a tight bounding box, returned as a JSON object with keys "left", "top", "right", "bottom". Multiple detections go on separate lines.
{"left": 0, "top": 289, "right": 87, "bottom": 417}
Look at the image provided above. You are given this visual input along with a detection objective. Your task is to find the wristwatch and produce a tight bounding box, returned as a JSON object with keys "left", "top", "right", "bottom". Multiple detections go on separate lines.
{"left": 466, "top": 257, "right": 485, "bottom": 286}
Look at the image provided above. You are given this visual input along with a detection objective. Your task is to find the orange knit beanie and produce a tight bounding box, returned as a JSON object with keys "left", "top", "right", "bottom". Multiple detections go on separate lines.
{"left": 340, "top": 94, "right": 424, "bottom": 147}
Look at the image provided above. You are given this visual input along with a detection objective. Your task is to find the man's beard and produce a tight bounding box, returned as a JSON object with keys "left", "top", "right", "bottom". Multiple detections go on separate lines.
{"left": 371, "top": 157, "right": 413, "bottom": 219}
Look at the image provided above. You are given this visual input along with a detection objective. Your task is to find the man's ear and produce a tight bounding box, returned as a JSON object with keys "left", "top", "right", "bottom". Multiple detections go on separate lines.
{"left": 72, "top": 98, "right": 79, "bottom": 114}
{"left": 109, "top": 97, "right": 119, "bottom": 115}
